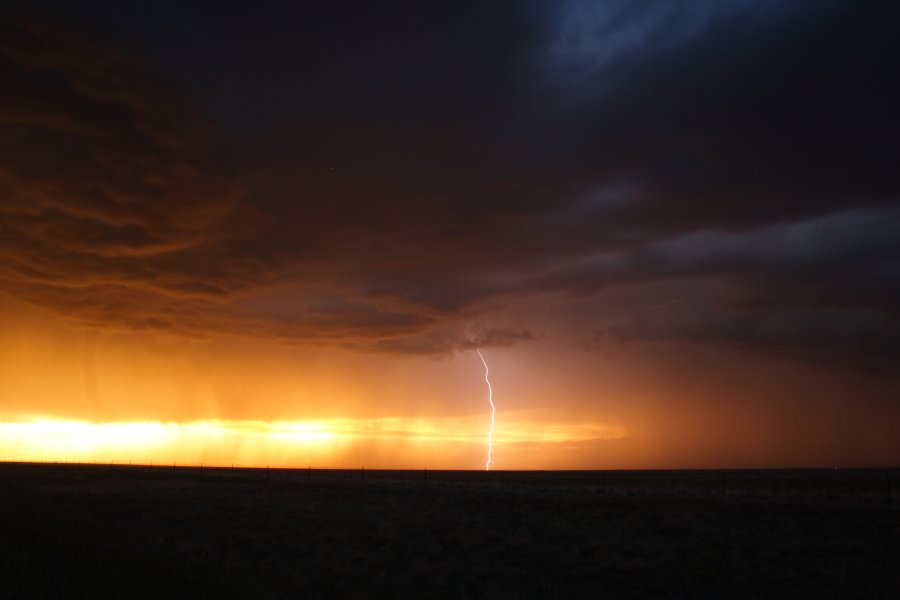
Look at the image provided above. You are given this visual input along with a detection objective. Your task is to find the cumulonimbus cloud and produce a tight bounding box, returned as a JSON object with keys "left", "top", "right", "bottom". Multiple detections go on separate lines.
{"left": 0, "top": 4, "right": 898, "bottom": 366}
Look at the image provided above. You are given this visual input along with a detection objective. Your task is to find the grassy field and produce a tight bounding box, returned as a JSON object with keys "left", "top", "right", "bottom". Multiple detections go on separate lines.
{"left": 0, "top": 463, "right": 897, "bottom": 599}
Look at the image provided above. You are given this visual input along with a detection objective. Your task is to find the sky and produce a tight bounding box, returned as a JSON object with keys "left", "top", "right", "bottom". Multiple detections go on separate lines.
{"left": 0, "top": 0, "right": 898, "bottom": 469}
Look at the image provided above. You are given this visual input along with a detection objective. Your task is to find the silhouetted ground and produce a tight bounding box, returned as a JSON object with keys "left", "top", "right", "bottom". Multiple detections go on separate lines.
{"left": 0, "top": 463, "right": 897, "bottom": 599}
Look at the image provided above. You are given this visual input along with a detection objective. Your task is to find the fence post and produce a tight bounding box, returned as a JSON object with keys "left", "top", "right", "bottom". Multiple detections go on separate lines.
{"left": 361, "top": 467, "right": 365, "bottom": 482}
{"left": 308, "top": 465, "right": 311, "bottom": 481}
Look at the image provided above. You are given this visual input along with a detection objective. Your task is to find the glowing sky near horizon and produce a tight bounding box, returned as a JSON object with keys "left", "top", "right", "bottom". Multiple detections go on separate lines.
{"left": 0, "top": 1, "right": 898, "bottom": 469}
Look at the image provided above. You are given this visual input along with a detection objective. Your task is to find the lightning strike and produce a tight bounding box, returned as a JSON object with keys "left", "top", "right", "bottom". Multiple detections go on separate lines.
{"left": 476, "top": 348, "right": 495, "bottom": 471}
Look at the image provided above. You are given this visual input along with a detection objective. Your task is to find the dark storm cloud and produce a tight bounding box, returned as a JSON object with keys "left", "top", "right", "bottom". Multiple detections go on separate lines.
{"left": 372, "top": 325, "right": 538, "bottom": 355}
{"left": 0, "top": 1, "right": 897, "bottom": 363}
{"left": 534, "top": 0, "right": 898, "bottom": 237}
{"left": 0, "top": 18, "right": 269, "bottom": 337}
{"left": 606, "top": 305, "right": 899, "bottom": 372}
{"left": 557, "top": 208, "right": 900, "bottom": 368}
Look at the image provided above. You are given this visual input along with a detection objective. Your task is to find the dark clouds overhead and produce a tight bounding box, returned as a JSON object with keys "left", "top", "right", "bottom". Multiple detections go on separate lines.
{"left": 0, "top": 19, "right": 269, "bottom": 338}
{"left": 0, "top": 0, "right": 897, "bottom": 366}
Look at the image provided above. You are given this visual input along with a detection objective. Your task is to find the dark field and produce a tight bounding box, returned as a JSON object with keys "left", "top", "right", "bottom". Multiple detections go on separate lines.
{"left": 1, "top": 463, "right": 898, "bottom": 599}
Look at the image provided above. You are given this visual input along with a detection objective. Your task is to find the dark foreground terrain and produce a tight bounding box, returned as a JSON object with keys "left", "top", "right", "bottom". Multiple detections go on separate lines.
{"left": 0, "top": 463, "right": 897, "bottom": 599}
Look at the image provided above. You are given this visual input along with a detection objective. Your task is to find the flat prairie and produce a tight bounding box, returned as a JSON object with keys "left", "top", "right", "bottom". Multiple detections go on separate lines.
{"left": 0, "top": 463, "right": 897, "bottom": 599}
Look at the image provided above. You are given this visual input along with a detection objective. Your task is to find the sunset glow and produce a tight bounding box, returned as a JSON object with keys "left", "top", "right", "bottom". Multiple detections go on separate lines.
{"left": 2, "top": 5, "right": 898, "bottom": 599}
{"left": 0, "top": 416, "right": 626, "bottom": 469}
{"left": 0, "top": 2, "right": 897, "bottom": 472}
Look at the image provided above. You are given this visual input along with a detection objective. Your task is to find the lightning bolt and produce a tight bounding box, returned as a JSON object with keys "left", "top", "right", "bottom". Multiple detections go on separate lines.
{"left": 476, "top": 348, "right": 494, "bottom": 471}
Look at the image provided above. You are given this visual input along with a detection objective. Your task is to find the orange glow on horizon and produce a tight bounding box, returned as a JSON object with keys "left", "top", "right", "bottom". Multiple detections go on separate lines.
{"left": 3, "top": 295, "right": 899, "bottom": 470}
{"left": 0, "top": 416, "right": 628, "bottom": 470}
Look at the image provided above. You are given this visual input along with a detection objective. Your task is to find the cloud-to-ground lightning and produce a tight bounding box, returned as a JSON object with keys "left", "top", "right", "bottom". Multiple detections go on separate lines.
{"left": 476, "top": 348, "right": 495, "bottom": 471}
